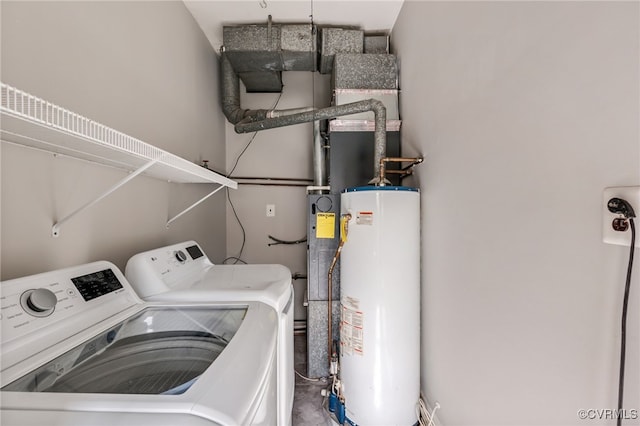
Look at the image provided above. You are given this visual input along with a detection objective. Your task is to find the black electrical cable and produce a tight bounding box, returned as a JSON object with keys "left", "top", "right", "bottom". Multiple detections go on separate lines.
{"left": 227, "top": 91, "right": 284, "bottom": 179}
{"left": 222, "top": 256, "right": 247, "bottom": 265}
{"left": 617, "top": 218, "right": 635, "bottom": 426}
{"left": 224, "top": 91, "right": 284, "bottom": 264}
{"left": 225, "top": 188, "right": 246, "bottom": 264}
{"left": 227, "top": 131, "right": 259, "bottom": 179}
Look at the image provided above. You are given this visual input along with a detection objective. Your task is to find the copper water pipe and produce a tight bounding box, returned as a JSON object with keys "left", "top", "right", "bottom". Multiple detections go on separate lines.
{"left": 378, "top": 157, "right": 424, "bottom": 185}
{"left": 327, "top": 213, "right": 351, "bottom": 365}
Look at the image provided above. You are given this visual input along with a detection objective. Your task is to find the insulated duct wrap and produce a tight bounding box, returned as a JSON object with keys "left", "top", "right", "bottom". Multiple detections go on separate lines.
{"left": 233, "top": 100, "right": 387, "bottom": 184}
{"left": 221, "top": 53, "right": 269, "bottom": 124}
{"left": 220, "top": 23, "right": 393, "bottom": 184}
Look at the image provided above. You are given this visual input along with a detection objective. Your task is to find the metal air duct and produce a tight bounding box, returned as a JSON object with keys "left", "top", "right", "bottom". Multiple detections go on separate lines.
{"left": 233, "top": 99, "right": 387, "bottom": 184}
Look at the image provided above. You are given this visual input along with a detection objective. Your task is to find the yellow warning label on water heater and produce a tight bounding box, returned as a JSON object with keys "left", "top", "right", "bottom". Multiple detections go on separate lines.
{"left": 316, "top": 213, "right": 336, "bottom": 239}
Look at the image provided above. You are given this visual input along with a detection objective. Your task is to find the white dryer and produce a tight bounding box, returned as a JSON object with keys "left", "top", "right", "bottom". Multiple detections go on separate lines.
{"left": 125, "top": 241, "right": 294, "bottom": 426}
{"left": 1, "top": 261, "right": 278, "bottom": 425}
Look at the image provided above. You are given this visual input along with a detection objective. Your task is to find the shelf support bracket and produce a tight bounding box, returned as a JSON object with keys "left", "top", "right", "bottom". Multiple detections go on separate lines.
{"left": 52, "top": 158, "right": 161, "bottom": 237}
{"left": 166, "top": 184, "right": 226, "bottom": 228}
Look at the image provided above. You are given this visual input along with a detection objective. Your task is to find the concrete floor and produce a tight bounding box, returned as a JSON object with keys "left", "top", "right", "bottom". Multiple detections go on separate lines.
{"left": 292, "top": 334, "right": 334, "bottom": 426}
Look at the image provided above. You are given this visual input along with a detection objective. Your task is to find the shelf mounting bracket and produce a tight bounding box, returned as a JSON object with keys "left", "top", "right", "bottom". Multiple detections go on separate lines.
{"left": 166, "top": 184, "right": 226, "bottom": 228}
{"left": 52, "top": 158, "right": 161, "bottom": 237}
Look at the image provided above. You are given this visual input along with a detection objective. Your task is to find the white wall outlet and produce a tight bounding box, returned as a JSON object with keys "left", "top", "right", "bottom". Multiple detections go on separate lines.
{"left": 603, "top": 186, "right": 640, "bottom": 247}
{"left": 266, "top": 204, "right": 276, "bottom": 217}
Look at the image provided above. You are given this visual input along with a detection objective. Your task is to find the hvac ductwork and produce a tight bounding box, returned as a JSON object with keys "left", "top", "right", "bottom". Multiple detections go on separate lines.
{"left": 221, "top": 22, "right": 393, "bottom": 185}
{"left": 221, "top": 51, "right": 388, "bottom": 184}
{"left": 222, "top": 52, "right": 316, "bottom": 123}
{"left": 221, "top": 53, "right": 269, "bottom": 125}
{"left": 234, "top": 100, "right": 387, "bottom": 184}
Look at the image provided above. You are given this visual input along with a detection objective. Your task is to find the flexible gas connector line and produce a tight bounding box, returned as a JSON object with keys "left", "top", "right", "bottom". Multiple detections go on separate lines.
{"left": 327, "top": 213, "right": 351, "bottom": 366}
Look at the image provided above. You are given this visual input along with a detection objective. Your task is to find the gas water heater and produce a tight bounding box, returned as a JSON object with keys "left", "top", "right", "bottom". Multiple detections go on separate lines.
{"left": 339, "top": 186, "right": 420, "bottom": 425}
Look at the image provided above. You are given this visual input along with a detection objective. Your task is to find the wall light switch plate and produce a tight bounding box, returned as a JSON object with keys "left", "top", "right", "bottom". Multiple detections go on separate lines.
{"left": 603, "top": 186, "right": 640, "bottom": 247}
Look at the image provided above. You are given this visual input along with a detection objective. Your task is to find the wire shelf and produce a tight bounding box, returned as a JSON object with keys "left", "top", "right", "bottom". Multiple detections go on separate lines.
{"left": 1, "top": 82, "right": 236, "bottom": 236}
{"left": 0, "top": 82, "right": 236, "bottom": 188}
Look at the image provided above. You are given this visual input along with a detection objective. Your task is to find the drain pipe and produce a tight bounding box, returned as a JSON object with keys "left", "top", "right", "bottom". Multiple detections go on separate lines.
{"left": 234, "top": 99, "right": 387, "bottom": 184}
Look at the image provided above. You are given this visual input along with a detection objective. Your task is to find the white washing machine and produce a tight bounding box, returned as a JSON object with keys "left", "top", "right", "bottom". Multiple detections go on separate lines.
{"left": 1, "top": 261, "right": 278, "bottom": 425}
{"left": 125, "top": 241, "right": 294, "bottom": 426}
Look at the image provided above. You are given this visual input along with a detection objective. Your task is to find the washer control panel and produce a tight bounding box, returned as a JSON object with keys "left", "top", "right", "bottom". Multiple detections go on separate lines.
{"left": 1, "top": 261, "right": 139, "bottom": 346}
{"left": 20, "top": 288, "right": 58, "bottom": 317}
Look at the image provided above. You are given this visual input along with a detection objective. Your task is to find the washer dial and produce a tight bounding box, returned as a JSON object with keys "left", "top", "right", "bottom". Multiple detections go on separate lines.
{"left": 21, "top": 288, "right": 58, "bottom": 317}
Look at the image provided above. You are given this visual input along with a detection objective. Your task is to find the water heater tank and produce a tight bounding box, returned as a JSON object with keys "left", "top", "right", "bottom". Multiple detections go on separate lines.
{"left": 339, "top": 186, "right": 420, "bottom": 426}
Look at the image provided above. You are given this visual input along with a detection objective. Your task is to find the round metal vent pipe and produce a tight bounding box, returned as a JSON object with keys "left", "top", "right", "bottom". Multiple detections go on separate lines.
{"left": 234, "top": 99, "right": 387, "bottom": 184}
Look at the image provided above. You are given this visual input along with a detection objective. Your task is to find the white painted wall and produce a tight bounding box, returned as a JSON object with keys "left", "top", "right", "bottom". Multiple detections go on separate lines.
{"left": 392, "top": 2, "right": 639, "bottom": 425}
{"left": 1, "top": 1, "right": 227, "bottom": 280}
{"left": 224, "top": 71, "right": 332, "bottom": 320}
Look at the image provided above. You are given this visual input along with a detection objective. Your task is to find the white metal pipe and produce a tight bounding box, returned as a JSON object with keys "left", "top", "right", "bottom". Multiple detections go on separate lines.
{"left": 267, "top": 107, "right": 315, "bottom": 118}
{"left": 312, "top": 121, "right": 325, "bottom": 190}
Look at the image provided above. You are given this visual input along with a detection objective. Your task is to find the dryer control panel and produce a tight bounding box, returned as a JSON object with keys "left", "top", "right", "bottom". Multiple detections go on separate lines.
{"left": 125, "top": 240, "right": 212, "bottom": 298}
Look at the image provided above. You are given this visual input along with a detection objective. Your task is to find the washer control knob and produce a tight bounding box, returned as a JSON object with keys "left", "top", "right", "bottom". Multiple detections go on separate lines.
{"left": 22, "top": 288, "right": 57, "bottom": 317}
{"left": 175, "top": 250, "right": 187, "bottom": 263}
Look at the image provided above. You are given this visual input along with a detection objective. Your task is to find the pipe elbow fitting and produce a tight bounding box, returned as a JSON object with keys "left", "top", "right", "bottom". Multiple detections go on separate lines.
{"left": 369, "top": 98, "right": 386, "bottom": 112}
{"left": 222, "top": 105, "right": 245, "bottom": 125}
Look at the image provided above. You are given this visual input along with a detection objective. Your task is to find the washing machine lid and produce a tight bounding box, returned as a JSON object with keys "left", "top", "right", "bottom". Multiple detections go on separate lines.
{"left": 152, "top": 264, "right": 292, "bottom": 312}
{"left": 2, "top": 305, "right": 246, "bottom": 395}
